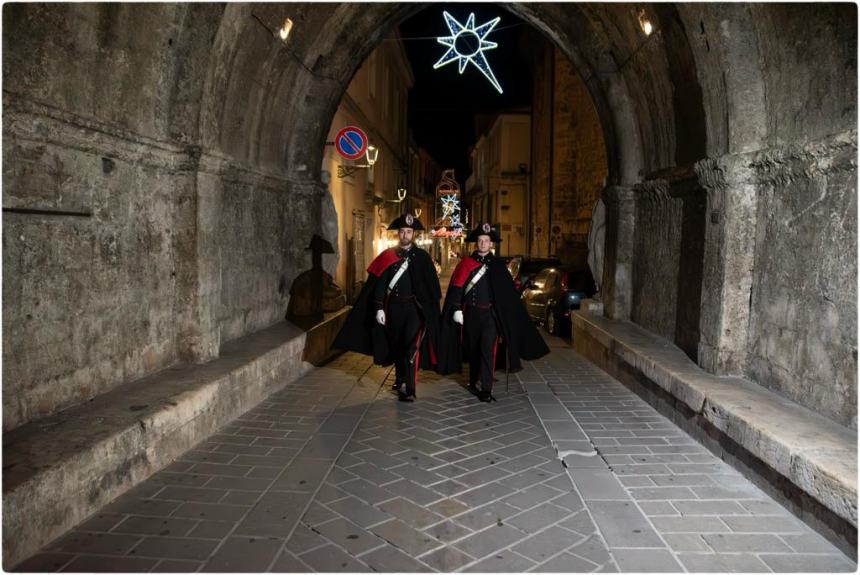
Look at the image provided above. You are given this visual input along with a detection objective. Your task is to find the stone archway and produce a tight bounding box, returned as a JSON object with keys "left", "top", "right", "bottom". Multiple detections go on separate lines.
{"left": 4, "top": 2, "right": 855, "bottom": 431}
{"left": 0, "top": 2, "right": 726, "bottom": 428}
{"left": 186, "top": 2, "right": 855, "bottom": 428}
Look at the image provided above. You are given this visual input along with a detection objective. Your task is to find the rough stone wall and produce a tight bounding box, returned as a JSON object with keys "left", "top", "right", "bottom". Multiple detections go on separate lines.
{"left": 551, "top": 47, "right": 608, "bottom": 248}
{"left": 2, "top": 4, "right": 187, "bottom": 140}
{"left": 529, "top": 36, "right": 608, "bottom": 257}
{"left": 685, "top": 3, "right": 858, "bottom": 427}
{"left": 2, "top": 100, "right": 187, "bottom": 431}
{"left": 583, "top": 5, "right": 676, "bottom": 176}
{"left": 673, "top": 185, "right": 707, "bottom": 361}
{"left": 1, "top": 4, "right": 326, "bottom": 430}
{"left": 747, "top": 132, "right": 857, "bottom": 429}
{"left": 752, "top": 4, "right": 857, "bottom": 147}
{"left": 197, "top": 169, "right": 318, "bottom": 346}
{"left": 529, "top": 34, "right": 552, "bottom": 257}
{"left": 631, "top": 182, "right": 682, "bottom": 340}
{"left": 1, "top": 3, "right": 196, "bottom": 430}
{"left": 601, "top": 186, "right": 636, "bottom": 320}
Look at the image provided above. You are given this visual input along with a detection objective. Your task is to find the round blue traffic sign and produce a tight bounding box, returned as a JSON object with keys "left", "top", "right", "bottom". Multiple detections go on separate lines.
{"left": 334, "top": 125, "right": 368, "bottom": 160}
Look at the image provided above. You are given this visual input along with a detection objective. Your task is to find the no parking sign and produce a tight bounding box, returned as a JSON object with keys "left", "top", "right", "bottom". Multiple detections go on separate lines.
{"left": 334, "top": 125, "right": 368, "bottom": 160}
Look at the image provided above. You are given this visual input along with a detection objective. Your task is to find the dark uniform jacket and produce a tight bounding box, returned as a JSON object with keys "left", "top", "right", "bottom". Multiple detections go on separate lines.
{"left": 332, "top": 246, "right": 441, "bottom": 368}
{"left": 436, "top": 252, "right": 550, "bottom": 374}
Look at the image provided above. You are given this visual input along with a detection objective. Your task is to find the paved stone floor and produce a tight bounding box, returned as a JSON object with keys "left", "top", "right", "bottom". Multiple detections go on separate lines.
{"left": 15, "top": 336, "right": 856, "bottom": 572}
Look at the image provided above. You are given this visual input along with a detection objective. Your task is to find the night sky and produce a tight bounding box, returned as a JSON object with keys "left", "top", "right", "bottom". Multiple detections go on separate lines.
{"left": 398, "top": 4, "right": 535, "bottom": 188}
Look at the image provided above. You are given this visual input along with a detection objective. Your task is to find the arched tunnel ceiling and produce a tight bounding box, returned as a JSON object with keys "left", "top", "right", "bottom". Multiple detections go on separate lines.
{"left": 1, "top": 1, "right": 856, "bottom": 437}
{"left": 4, "top": 3, "right": 856, "bottom": 182}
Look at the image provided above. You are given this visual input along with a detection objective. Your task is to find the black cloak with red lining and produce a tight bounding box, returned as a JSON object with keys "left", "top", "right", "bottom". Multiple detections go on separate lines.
{"left": 332, "top": 247, "right": 441, "bottom": 368}
{"left": 436, "top": 254, "right": 550, "bottom": 375}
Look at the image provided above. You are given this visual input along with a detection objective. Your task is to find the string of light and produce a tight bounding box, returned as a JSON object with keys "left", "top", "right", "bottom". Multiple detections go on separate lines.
{"left": 383, "top": 22, "right": 523, "bottom": 42}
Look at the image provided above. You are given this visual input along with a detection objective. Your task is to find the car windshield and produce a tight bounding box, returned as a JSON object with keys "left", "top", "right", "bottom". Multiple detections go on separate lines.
{"left": 531, "top": 269, "right": 550, "bottom": 289}
{"left": 521, "top": 260, "right": 557, "bottom": 276}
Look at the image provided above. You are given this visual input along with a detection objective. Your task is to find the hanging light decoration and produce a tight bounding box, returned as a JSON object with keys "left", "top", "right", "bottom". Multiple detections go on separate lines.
{"left": 433, "top": 11, "right": 503, "bottom": 94}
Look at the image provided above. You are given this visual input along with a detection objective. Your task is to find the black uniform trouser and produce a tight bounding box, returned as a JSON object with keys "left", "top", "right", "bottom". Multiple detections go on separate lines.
{"left": 387, "top": 300, "right": 423, "bottom": 396}
{"left": 464, "top": 305, "right": 499, "bottom": 393}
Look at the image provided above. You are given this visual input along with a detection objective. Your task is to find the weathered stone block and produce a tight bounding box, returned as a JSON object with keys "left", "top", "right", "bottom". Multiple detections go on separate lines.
{"left": 2, "top": 319, "right": 324, "bottom": 568}
{"left": 571, "top": 309, "right": 857, "bottom": 538}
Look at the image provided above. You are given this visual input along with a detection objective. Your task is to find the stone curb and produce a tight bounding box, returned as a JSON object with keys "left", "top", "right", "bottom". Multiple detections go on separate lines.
{"left": 2, "top": 313, "right": 346, "bottom": 568}
{"left": 570, "top": 309, "right": 857, "bottom": 529}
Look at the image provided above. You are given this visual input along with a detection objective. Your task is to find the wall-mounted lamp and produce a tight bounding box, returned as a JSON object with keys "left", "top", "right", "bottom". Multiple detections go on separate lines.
{"left": 278, "top": 18, "right": 294, "bottom": 42}
{"left": 615, "top": 9, "right": 660, "bottom": 71}
{"left": 638, "top": 10, "right": 653, "bottom": 36}
{"left": 365, "top": 145, "right": 379, "bottom": 167}
{"left": 337, "top": 145, "right": 380, "bottom": 178}
{"left": 382, "top": 187, "right": 407, "bottom": 204}
{"left": 414, "top": 208, "right": 422, "bottom": 219}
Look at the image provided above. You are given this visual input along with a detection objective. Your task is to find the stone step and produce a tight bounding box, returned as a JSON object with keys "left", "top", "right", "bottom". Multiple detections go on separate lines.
{"left": 2, "top": 309, "right": 347, "bottom": 568}
{"left": 571, "top": 307, "right": 857, "bottom": 556}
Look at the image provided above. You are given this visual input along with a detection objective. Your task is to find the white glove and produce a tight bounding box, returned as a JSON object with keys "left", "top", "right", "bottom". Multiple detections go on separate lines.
{"left": 376, "top": 309, "right": 386, "bottom": 325}
{"left": 453, "top": 310, "right": 464, "bottom": 325}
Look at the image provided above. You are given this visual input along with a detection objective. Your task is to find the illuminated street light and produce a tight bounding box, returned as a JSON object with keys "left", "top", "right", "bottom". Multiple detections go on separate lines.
{"left": 638, "top": 10, "right": 653, "bottom": 36}
{"left": 278, "top": 17, "right": 294, "bottom": 42}
{"left": 365, "top": 145, "right": 379, "bottom": 166}
{"left": 337, "top": 144, "right": 380, "bottom": 178}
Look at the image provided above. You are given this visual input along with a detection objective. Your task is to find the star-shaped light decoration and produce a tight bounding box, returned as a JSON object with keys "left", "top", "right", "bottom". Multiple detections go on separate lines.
{"left": 434, "top": 11, "right": 503, "bottom": 94}
{"left": 440, "top": 194, "right": 463, "bottom": 229}
{"left": 440, "top": 194, "right": 459, "bottom": 217}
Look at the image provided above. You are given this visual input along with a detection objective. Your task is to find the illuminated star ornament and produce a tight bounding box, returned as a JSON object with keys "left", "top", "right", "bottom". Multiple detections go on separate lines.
{"left": 440, "top": 194, "right": 462, "bottom": 229}
{"left": 434, "top": 11, "right": 503, "bottom": 94}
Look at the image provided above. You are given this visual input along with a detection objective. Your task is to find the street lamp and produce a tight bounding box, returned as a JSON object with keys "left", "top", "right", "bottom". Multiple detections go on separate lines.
{"left": 365, "top": 145, "right": 379, "bottom": 166}
{"left": 337, "top": 145, "right": 380, "bottom": 178}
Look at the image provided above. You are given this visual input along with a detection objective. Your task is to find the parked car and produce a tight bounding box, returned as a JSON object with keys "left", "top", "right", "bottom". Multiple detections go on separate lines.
{"left": 506, "top": 256, "right": 562, "bottom": 293}
{"left": 521, "top": 267, "right": 597, "bottom": 335}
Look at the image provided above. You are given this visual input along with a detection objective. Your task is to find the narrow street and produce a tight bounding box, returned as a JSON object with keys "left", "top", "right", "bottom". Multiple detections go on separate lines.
{"left": 6, "top": 5, "right": 857, "bottom": 571}
{"left": 17, "top": 290, "right": 855, "bottom": 572}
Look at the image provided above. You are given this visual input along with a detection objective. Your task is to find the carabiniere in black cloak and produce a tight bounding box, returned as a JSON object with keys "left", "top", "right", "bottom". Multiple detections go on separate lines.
{"left": 332, "top": 214, "right": 441, "bottom": 400}
{"left": 436, "top": 223, "right": 549, "bottom": 397}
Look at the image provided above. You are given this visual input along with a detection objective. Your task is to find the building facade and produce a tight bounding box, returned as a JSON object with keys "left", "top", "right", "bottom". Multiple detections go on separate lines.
{"left": 530, "top": 41, "right": 608, "bottom": 262}
{"left": 465, "top": 114, "right": 531, "bottom": 256}
{"left": 323, "top": 34, "right": 414, "bottom": 300}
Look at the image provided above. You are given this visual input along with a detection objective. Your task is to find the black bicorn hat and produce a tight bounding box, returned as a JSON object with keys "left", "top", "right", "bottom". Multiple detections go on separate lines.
{"left": 465, "top": 222, "right": 502, "bottom": 243}
{"left": 387, "top": 213, "right": 425, "bottom": 231}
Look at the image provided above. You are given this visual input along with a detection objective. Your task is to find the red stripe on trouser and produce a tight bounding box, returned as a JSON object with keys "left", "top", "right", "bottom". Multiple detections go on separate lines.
{"left": 412, "top": 327, "right": 424, "bottom": 391}
{"left": 491, "top": 336, "right": 499, "bottom": 379}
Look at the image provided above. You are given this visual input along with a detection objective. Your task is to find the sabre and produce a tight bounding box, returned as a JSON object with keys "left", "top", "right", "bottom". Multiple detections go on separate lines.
{"left": 505, "top": 339, "right": 510, "bottom": 395}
